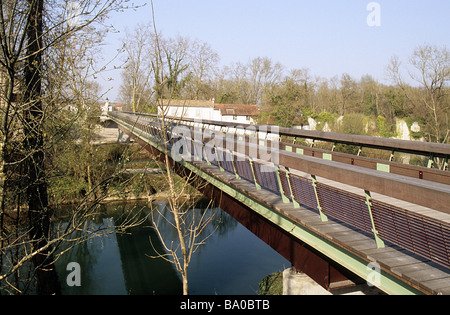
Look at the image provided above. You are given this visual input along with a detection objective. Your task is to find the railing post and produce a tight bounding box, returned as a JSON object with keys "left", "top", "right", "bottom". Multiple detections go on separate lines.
{"left": 389, "top": 149, "right": 395, "bottom": 162}
{"left": 311, "top": 175, "right": 328, "bottom": 222}
{"left": 191, "top": 138, "right": 198, "bottom": 161}
{"left": 229, "top": 150, "right": 240, "bottom": 180}
{"left": 203, "top": 142, "right": 211, "bottom": 165}
{"left": 427, "top": 154, "right": 434, "bottom": 168}
{"left": 357, "top": 146, "right": 363, "bottom": 156}
{"left": 249, "top": 158, "right": 261, "bottom": 190}
{"left": 285, "top": 167, "right": 300, "bottom": 208}
{"left": 215, "top": 147, "right": 224, "bottom": 172}
{"left": 365, "top": 190, "right": 385, "bottom": 249}
{"left": 275, "top": 165, "right": 290, "bottom": 204}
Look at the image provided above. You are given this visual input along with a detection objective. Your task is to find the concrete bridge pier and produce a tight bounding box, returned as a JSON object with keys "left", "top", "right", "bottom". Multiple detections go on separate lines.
{"left": 282, "top": 268, "right": 385, "bottom": 295}
{"left": 283, "top": 268, "right": 331, "bottom": 295}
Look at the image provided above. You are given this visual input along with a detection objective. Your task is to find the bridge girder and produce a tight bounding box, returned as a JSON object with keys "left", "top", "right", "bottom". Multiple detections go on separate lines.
{"left": 118, "top": 125, "right": 425, "bottom": 295}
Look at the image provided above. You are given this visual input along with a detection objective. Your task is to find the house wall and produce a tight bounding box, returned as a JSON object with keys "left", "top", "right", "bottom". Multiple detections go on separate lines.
{"left": 221, "top": 115, "right": 254, "bottom": 125}
{"left": 160, "top": 106, "right": 254, "bottom": 124}
{"left": 158, "top": 102, "right": 257, "bottom": 126}
{"left": 164, "top": 106, "right": 217, "bottom": 121}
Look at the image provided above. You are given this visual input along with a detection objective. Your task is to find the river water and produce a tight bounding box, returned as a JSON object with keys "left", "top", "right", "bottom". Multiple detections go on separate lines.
{"left": 54, "top": 200, "right": 289, "bottom": 295}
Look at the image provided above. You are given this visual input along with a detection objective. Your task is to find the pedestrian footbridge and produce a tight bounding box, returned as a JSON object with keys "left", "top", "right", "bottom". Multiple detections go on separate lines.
{"left": 109, "top": 111, "right": 450, "bottom": 295}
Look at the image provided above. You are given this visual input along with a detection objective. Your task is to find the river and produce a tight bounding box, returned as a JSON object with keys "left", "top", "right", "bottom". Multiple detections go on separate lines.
{"left": 54, "top": 200, "right": 289, "bottom": 295}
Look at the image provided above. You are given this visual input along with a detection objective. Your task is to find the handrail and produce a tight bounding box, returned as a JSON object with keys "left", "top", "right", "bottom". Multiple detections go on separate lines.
{"left": 279, "top": 127, "right": 450, "bottom": 158}
{"left": 117, "top": 111, "right": 450, "bottom": 159}
{"left": 111, "top": 112, "right": 450, "bottom": 186}
{"left": 110, "top": 111, "right": 450, "bottom": 270}
{"left": 109, "top": 111, "right": 450, "bottom": 214}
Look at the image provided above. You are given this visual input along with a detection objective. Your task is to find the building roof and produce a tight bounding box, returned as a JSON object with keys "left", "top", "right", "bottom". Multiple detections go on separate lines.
{"left": 214, "top": 104, "right": 259, "bottom": 116}
{"left": 158, "top": 99, "right": 214, "bottom": 108}
{"left": 158, "top": 99, "right": 259, "bottom": 117}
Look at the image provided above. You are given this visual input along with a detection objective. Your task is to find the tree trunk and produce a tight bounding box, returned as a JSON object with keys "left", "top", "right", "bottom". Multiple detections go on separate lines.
{"left": 0, "top": 70, "right": 15, "bottom": 279}
{"left": 23, "top": 0, "right": 60, "bottom": 295}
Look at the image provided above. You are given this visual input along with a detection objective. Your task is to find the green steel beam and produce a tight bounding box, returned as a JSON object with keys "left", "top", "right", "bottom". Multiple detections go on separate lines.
{"left": 113, "top": 117, "right": 425, "bottom": 295}
{"left": 311, "top": 175, "right": 328, "bottom": 222}
{"left": 365, "top": 190, "right": 385, "bottom": 249}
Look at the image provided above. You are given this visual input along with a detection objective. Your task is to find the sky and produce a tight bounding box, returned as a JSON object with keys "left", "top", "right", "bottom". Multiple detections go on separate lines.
{"left": 100, "top": 0, "right": 450, "bottom": 102}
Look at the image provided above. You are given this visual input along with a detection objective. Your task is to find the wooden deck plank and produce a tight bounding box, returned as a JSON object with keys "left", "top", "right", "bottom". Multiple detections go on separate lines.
{"left": 419, "top": 278, "right": 450, "bottom": 294}
{"left": 343, "top": 238, "right": 379, "bottom": 252}
{"left": 125, "top": 120, "right": 450, "bottom": 295}
{"left": 399, "top": 265, "right": 450, "bottom": 283}
{"left": 194, "top": 159, "right": 450, "bottom": 295}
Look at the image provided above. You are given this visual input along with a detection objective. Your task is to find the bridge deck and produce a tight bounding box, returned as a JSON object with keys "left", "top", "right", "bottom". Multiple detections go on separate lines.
{"left": 306, "top": 171, "right": 450, "bottom": 223}
{"left": 195, "top": 159, "right": 450, "bottom": 295}
{"left": 110, "top": 111, "right": 450, "bottom": 294}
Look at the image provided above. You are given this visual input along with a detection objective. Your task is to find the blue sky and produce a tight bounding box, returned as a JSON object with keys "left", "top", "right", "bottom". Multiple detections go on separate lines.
{"left": 102, "top": 0, "right": 450, "bottom": 102}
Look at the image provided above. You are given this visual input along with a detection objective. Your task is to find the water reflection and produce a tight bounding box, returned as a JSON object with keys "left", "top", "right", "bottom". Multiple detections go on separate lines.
{"left": 115, "top": 214, "right": 183, "bottom": 295}
{"left": 55, "top": 201, "right": 289, "bottom": 295}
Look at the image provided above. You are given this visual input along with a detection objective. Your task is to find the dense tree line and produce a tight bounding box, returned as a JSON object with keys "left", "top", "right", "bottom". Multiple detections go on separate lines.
{"left": 120, "top": 26, "right": 449, "bottom": 144}
{"left": 0, "top": 0, "right": 143, "bottom": 295}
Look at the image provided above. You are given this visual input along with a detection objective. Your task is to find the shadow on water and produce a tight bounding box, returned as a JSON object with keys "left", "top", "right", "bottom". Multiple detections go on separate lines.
{"left": 54, "top": 200, "right": 289, "bottom": 295}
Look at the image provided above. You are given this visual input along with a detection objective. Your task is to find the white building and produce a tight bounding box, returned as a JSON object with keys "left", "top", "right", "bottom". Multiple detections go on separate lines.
{"left": 158, "top": 99, "right": 259, "bottom": 125}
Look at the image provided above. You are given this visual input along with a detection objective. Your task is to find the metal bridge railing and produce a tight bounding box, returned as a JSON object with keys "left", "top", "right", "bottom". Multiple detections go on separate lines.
{"left": 117, "top": 111, "right": 450, "bottom": 171}
{"left": 109, "top": 111, "right": 450, "bottom": 270}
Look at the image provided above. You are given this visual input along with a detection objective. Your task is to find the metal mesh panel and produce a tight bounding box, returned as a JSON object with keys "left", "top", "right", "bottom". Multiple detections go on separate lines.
{"left": 235, "top": 159, "right": 255, "bottom": 183}
{"left": 278, "top": 169, "right": 292, "bottom": 199}
{"left": 316, "top": 183, "right": 373, "bottom": 234}
{"left": 217, "top": 150, "right": 234, "bottom": 173}
{"left": 372, "top": 200, "right": 450, "bottom": 269}
{"left": 288, "top": 174, "right": 318, "bottom": 211}
{"left": 253, "top": 163, "right": 280, "bottom": 194}
{"left": 208, "top": 147, "right": 219, "bottom": 166}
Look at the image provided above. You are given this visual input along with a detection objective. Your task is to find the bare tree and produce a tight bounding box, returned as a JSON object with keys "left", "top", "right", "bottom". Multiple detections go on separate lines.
{"left": 247, "top": 57, "right": 283, "bottom": 105}
{"left": 186, "top": 39, "right": 220, "bottom": 100}
{"left": 0, "top": 0, "right": 143, "bottom": 295}
{"left": 145, "top": 1, "right": 218, "bottom": 295}
{"left": 339, "top": 73, "right": 357, "bottom": 116}
{"left": 409, "top": 45, "right": 450, "bottom": 143}
{"left": 387, "top": 45, "right": 450, "bottom": 144}
{"left": 120, "top": 23, "right": 155, "bottom": 112}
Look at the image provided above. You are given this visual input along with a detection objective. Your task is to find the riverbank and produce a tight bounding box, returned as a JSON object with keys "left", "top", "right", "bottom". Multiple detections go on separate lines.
{"left": 53, "top": 200, "right": 290, "bottom": 295}
{"left": 259, "top": 268, "right": 386, "bottom": 295}
{"left": 259, "top": 272, "right": 283, "bottom": 295}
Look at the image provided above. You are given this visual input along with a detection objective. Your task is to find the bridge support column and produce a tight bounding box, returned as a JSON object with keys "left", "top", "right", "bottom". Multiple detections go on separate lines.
{"left": 283, "top": 268, "right": 331, "bottom": 295}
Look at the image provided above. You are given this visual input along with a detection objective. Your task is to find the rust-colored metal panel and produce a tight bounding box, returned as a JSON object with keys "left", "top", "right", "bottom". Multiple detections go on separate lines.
{"left": 125, "top": 127, "right": 357, "bottom": 290}
{"left": 199, "top": 178, "right": 357, "bottom": 290}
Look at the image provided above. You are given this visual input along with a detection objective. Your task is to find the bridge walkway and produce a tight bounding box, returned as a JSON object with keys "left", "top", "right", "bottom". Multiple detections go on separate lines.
{"left": 109, "top": 111, "right": 450, "bottom": 295}
{"left": 195, "top": 157, "right": 450, "bottom": 295}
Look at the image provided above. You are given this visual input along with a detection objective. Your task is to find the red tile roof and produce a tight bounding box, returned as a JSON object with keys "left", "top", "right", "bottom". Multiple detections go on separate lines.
{"left": 214, "top": 104, "right": 259, "bottom": 116}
